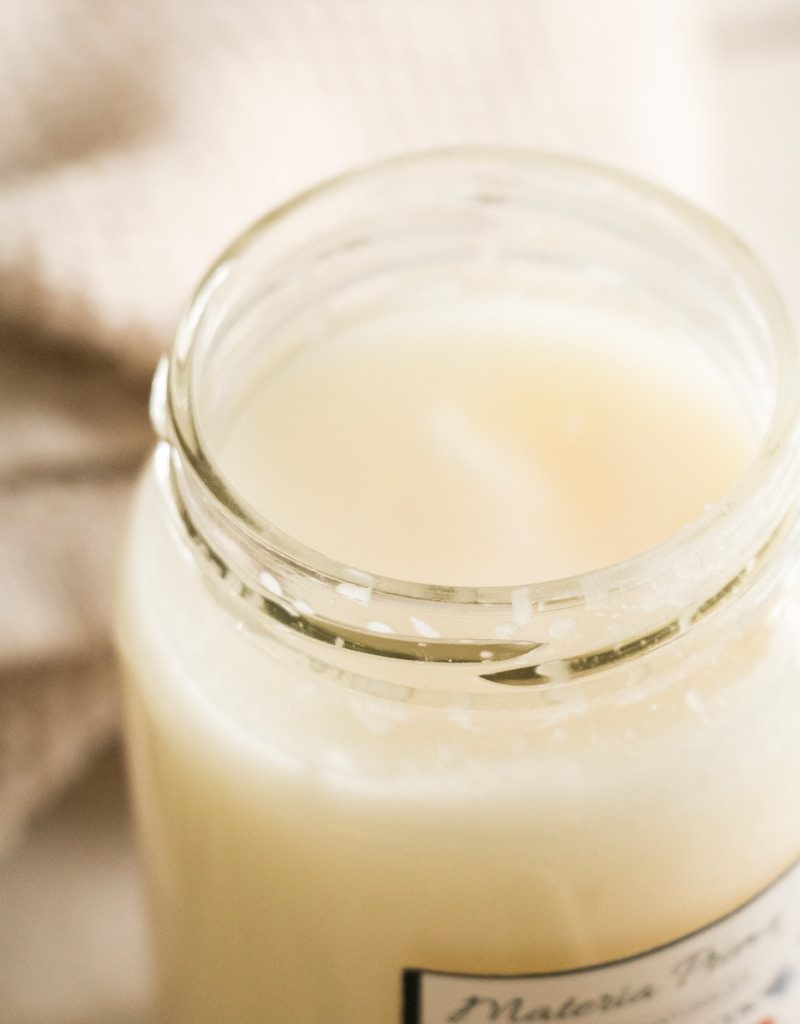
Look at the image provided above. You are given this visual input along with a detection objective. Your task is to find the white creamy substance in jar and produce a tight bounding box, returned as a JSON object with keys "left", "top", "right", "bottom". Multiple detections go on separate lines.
{"left": 117, "top": 296, "right": 800, "bottom": 1023}
{"left": 218, "top": 299, "right": 755, "bottom": 584}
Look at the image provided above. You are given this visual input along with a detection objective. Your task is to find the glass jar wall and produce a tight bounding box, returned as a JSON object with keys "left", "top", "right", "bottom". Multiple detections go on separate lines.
{"left": 116, "top": 151, "right": 800, "bottom": 1024}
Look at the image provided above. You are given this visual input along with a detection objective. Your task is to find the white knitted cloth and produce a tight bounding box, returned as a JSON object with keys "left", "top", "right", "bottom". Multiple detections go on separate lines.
{"left": 1, "top": 0, "right": 798, "bottom": 851}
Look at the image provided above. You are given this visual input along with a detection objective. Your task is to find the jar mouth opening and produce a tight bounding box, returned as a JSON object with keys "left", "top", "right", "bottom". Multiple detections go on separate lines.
{"left": 165, "top": 147, "right": 800, "bottom": 617}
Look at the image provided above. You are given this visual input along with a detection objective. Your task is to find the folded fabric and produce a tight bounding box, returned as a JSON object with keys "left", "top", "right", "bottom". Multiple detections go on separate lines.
{"left": 1, "top": 0, "right": 798, "bottom": 851}
{"left": 0, "top": 339, "right": 150, "bottom": 852}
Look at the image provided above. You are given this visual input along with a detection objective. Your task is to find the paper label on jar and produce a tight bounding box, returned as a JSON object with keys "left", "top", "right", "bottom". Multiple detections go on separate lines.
{"left": 404, "top": 859, "right": 800, "bottom": 1024}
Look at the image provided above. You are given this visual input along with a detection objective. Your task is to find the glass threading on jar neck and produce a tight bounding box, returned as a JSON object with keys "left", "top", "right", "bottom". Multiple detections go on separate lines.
{"left": 153, "top": 149, "right": 800, "bottom": 694}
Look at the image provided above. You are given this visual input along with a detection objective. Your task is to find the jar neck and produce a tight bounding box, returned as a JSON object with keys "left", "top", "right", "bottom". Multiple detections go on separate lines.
{"left": 154, "top": 150, "right": 800, "bottom": 695}
{"left": 156, "top": 434, "right": 799, "bottom": 691}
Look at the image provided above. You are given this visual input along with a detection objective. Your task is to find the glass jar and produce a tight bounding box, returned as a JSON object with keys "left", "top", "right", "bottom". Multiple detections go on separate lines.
{"left": 116, "top": 151, "right": 800, "bottom": 1024}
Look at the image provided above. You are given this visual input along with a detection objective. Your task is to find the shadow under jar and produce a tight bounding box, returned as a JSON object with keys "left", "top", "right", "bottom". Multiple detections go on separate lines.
{"left": 115, "top": 151, "right": 800, "bottom": 1024}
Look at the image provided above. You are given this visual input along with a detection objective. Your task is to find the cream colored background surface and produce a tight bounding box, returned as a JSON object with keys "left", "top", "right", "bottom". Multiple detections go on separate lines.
{"left": 1, "top": 0, "right": 799, "bottom": 1019}
{"left": 0, "top": 750, "right": 152, "bottom": 1024}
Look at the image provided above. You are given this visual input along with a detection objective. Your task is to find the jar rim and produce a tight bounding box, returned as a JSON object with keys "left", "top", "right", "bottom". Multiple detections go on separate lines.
{"left": 166, "top": 148, "right": 798, "bottom": 615}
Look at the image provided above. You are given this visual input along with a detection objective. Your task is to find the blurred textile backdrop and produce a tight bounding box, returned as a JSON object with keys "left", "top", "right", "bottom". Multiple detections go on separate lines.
{"left": 1, "top": 0, "right": 799, "bottom": 853}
